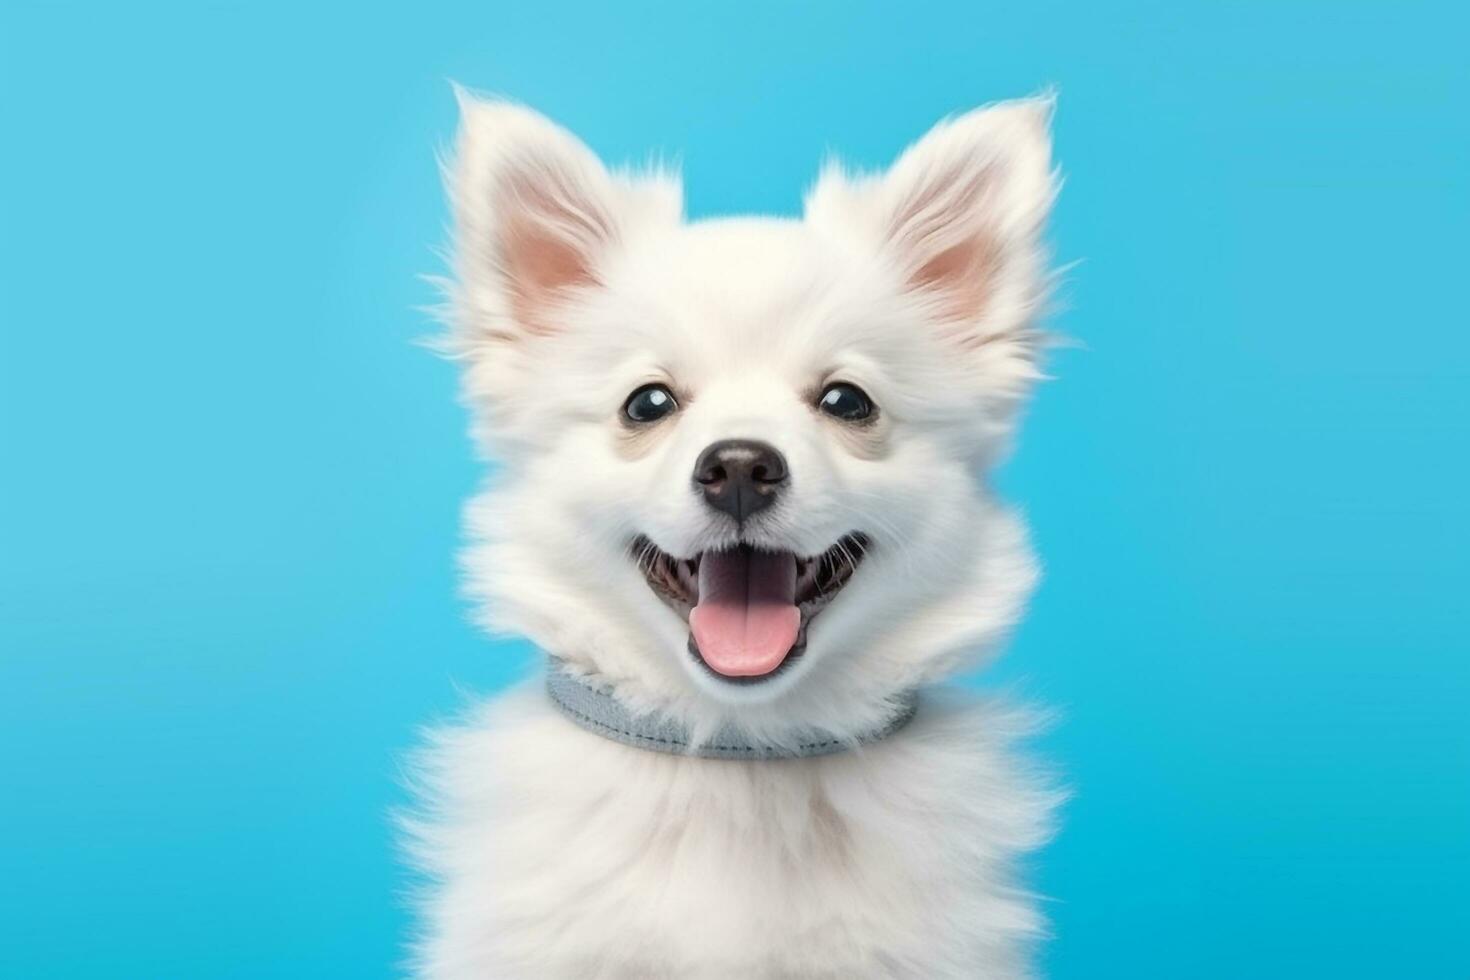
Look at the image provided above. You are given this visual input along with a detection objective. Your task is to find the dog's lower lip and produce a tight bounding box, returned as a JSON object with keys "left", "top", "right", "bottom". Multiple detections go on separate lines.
{"left": 631, "top": 533, "right": 869, "bottom": 683}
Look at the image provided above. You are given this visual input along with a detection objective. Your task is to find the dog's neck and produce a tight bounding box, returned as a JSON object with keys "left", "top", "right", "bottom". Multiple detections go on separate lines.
{"left": 546, "top": 666, "right": 919, "bottom": 760}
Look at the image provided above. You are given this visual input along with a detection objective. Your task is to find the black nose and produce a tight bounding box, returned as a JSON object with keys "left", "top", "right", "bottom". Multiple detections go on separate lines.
{"left": 692, "top": 439, "right": 789, "bottom": 522}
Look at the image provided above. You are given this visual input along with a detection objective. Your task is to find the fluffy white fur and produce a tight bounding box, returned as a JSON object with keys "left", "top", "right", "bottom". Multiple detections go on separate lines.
{"left": 407, "top": 90, "right": 1063, "bottom": 978}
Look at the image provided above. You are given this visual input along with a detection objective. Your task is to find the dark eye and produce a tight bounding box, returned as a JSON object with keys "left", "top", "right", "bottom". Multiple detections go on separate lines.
{"left": 817, "top": 382, "right": 875, "bottom": 422}
{"left": 623, "top": 383, "right": 679, "bottom": 423}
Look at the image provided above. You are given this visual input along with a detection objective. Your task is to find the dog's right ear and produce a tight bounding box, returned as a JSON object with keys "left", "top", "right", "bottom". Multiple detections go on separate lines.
{"left": 446, "top": 90, "right": 679, "bottom": 347}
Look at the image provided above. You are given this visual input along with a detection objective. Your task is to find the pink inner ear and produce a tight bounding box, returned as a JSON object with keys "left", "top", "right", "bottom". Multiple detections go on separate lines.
{"left": 498, "top": 173, "right": 611, "bottom": 336}
{"left": 503, "top": 217, "right": 592, "bottom": 336}
{"left": 913, "top": 235, "right": 999, "bottom": 328}
{"left": 888, "top": 160, "right": 1004, "bottom": 326}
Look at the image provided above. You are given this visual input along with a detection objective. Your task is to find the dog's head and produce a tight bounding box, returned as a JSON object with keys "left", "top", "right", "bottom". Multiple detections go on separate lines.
{"left": 445, "top": 93, "right": 1056, "bottom": 737}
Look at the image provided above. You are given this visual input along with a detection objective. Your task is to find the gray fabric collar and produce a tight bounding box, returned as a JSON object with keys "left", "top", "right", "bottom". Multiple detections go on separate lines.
{"left": 546, "top": 667, "right": 919, "bottom": 760}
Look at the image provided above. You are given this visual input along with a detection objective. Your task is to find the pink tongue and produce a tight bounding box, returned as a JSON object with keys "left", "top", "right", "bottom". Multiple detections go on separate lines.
{"left": 689, "top": 548, "right": 800, "bottom": 677}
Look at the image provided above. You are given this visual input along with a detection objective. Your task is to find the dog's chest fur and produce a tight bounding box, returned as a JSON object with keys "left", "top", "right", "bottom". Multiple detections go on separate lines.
{"left": 410, "top": 684, "right": 1054, "bottom": 979}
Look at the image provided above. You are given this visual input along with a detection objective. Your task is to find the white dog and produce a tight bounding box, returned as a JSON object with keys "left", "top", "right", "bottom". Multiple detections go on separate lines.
{"left": 406, "top": 91, "right": 1063, "bottom": 979}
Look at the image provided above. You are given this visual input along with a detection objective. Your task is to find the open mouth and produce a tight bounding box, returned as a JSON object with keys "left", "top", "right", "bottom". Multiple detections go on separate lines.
{"left": 632, "top": 533, "right": 869, "bottom": 684}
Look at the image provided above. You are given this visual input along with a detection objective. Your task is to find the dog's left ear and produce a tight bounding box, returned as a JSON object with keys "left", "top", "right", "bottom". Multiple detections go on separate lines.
{"left": 806, "top": 96, "right": 1057, "bottom": 393}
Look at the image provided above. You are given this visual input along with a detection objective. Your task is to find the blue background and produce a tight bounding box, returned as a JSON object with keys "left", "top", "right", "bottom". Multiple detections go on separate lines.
{"left": 2, "top": 2, "right": 1466, "bottom": 976}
